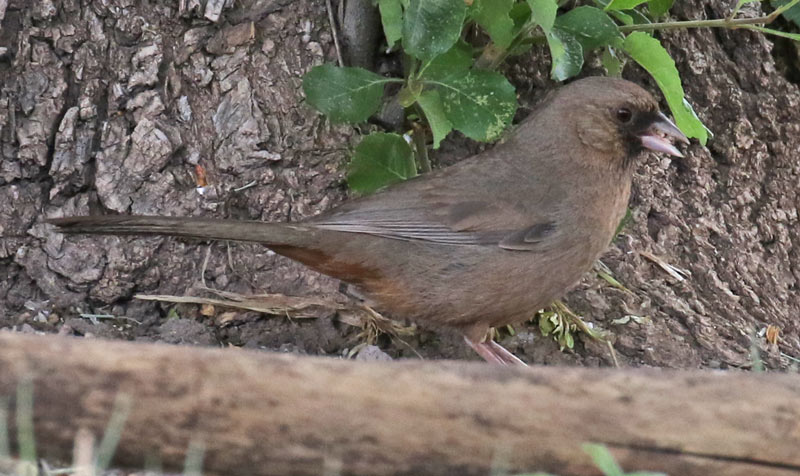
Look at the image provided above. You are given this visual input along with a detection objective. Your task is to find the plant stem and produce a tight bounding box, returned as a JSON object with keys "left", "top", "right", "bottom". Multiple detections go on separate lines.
{"left": 410, "top": 119, "right": 432, "bottom": 173}
{"left": 742, "top": 24, "right": 800, "bottom": 39}
{"left": 474, "top": 0, "right": 800, "bottom": 71}
{"left": 618, "top": 0, "right": 800, "bottom": 33}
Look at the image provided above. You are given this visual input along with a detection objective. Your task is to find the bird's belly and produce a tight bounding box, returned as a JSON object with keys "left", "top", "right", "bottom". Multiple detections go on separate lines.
{"left": 359, "top": 240, "right": 601, "bottom": 336}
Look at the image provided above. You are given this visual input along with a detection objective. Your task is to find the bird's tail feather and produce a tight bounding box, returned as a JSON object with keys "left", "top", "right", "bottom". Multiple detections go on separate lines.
{"left": 47, "top": 215, "right": 307, "bottom": 246}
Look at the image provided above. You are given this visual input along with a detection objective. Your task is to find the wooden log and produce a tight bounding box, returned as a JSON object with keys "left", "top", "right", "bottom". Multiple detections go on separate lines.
{"left": 0, "top": 332, "right": 798, "bottom": 476}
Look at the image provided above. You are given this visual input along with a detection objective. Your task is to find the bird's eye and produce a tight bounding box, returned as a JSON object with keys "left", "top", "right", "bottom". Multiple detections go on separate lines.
{"left": 616, "top": 107, "right": 633, "bottom": 123}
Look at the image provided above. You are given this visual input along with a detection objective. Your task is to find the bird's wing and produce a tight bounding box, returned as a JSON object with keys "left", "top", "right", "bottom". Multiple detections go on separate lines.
{"left": 307, "top": 157, "right": 562, "bottom": 252}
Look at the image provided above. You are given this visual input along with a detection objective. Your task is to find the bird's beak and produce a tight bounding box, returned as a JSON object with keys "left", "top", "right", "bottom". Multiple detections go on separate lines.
{"left": 639, "top": 112, "right": 690, "bottom": 158}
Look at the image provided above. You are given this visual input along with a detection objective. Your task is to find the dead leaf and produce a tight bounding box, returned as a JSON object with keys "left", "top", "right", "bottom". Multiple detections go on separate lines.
{"left": 195, "top": 164, "right": 208, "bottom": 187}
{"left": 766, "top": 325, "right": 780, "bottom": 345}
{"left": 200, "top": 303, "right": 216, "bottom": 316}
{"left": 217, "top": 311, "right": 238, "bottom": 324}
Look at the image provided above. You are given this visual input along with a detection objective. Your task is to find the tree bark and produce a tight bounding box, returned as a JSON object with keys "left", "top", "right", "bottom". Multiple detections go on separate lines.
{"left": 1, "top": 332, "right": 799, "bottom": 476}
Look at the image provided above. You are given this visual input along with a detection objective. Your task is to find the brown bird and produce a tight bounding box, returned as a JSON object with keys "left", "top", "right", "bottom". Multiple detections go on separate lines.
{"left": 49, "top": 77, "right": 688, "bottom": 365}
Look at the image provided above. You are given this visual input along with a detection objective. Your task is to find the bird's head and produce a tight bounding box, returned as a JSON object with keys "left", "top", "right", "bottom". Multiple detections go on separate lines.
{"left": 556, "top": 77, "right": 689, "bottom": 169}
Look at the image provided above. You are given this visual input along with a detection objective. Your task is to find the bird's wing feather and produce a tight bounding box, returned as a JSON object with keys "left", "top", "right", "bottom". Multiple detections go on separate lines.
{"left": 307, "top": 156, "right": 562, "bottom": 251}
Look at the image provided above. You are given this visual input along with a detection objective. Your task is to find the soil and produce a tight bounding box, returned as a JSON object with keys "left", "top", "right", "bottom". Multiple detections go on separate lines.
{"left": 1, "top": 0, "right": 799, "bottom": 370}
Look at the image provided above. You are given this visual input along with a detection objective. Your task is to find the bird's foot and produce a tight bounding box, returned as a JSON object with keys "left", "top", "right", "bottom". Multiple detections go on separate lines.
{"left": 464, "top": 337, "right": 528, "bottom": 366}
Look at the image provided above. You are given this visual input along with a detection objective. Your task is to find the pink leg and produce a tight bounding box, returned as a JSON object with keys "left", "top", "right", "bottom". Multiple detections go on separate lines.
{"left": 464, "top": 337, "right": 505, "bottom": 364}
{"left": 464, "top": 337, "right": 528, "bottom": 366}
{"left": 487, "top": 340, "right": 528, "bottom": 366}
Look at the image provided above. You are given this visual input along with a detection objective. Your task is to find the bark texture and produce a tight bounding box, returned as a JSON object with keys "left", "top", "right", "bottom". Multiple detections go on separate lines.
{"left": 2, "top": 332, "right": 800, "bottom": 476}
{"left": 0, "top": 1, "right": 798, "bottom": 366}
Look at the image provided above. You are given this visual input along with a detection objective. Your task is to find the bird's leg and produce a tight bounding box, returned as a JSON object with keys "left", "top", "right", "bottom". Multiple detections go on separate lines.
{"left": 464, "top": 337, "right": 505, "bottom": 364}
{"left": 487, "top": 340, "right": 528, "bottom": 366}
{"left": 464, "top": 336, "right": 527, "bottom": 366}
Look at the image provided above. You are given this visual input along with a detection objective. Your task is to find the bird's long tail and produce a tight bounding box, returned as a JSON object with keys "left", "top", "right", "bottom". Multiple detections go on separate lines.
{"left": 48, "top": 215, "right": 309, "bottom": 246}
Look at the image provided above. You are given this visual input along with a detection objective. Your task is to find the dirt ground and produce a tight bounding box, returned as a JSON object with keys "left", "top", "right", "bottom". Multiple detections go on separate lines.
{"left": 1, "top": 0, "right": 799, "bottom": 369}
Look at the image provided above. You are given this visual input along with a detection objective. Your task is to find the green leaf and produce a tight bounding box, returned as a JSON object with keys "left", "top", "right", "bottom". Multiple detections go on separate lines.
{"left": 625, "top": 8, "right": 652, "bottom": 24}
{"left": 377, "top": 0, "right": 403, "bottom": 46}
{"left": 601, "top": 46, "right": 623, "bottom": 77}
{"left": 397, "top": 81, "right": 423, "bottom": 107}
{"left": 538, "top": 312, "right": 557, "bottom": 335}
{"left": 347, "top": 133, "right": 417, "bottom": 194}
{"left": 772, "top": 0, "right": 800, "bottom": 27}
{"left": 469, "top": 0, "right": 516, "bottom": 48}
{"left": 435, "top": 70, "right": 518, "bottom": 141}
{"left": 510, "top": 1, "right": 533, "bottom": 31}
{"left": 605, "top": 0, "right": 647, "bottom": 10}
{"left": 418, "top": 41, "right": 473, "bottom": 81}
{"left": 417, "top": 90, "right": 453, "bottom": 149}
{"left": 403, "top": 0, "right": 467, "bottom": 62}
{"left": 597, "top": 270, "right": 632, "bottom": 293}
{"left": 610, "top": 10, "right": 634, "bottom": 25}
{"left": 582, "top": 444, "right": 624, "bottom": 476}
{"left": 647, "top": 0, "right": 674, "bottom": 18}
{"left": 527, "top": 0, "right": 558, "bottom": 34}
{"left": 302, "top": 64, "right": 389, "bottom": 123}
{"left": 561, "top": 330, "right": 574, "bottom": 350}
{"left": 623, "top": 32, "right": 710, "bottom": 144}
{"left": 554, "top": 6, "right": 623, "bottom": 51}
{"left": 545, "top": 29, "right": 584, "bottom": 81}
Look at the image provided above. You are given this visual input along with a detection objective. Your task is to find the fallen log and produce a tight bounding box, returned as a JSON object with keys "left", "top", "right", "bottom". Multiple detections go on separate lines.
{"left": 0, "top": 332, "right": 798, "bottom": 476}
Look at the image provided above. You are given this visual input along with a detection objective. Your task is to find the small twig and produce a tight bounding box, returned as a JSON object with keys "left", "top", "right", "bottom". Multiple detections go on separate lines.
{"left": 325, "top": 0, "right": 345, "bottom": 67}
{"left": 394, "top": 336, "right": 425, "bottom": 360}
{"left": 354, "top": 304, "right": 422, "bottom": 358}
{"left": 134, "top": 294, "right": 333, "bottom": 319}
{"left": 226, "top": 242, "right": 236, "bottom": 274}
{"left": 201, "top": 245, "right": 212, "bottom": 289}
{"left": 79, "top": 313, "right": 115, "bottom": 320}
{"left": 594, "top": 261, "right": 634, "bottom": 295}
{"left": 79, "top": 313, "right": 142, "bottom": 325}
{"left": 639, "top": 250, "right": 691, "bottom": 282}
{"left": 134, "top": 290, "right": 416, "bottom": 340}
{"left": 780, "top": 352, "right": 800, "bottom": 364}
{"left": 606, "top": 340, "right": 620, "bottom": 368}
{"left": 233, "top": 180, "right": 257, "bottom": 192}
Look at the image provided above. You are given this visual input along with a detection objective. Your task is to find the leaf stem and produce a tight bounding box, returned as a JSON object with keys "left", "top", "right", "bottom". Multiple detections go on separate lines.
{"left": 727, "top": 0, "right": 750, "bottom": 22}
{"left": 475, "top": 21, "right": 540, "bottom": 70}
